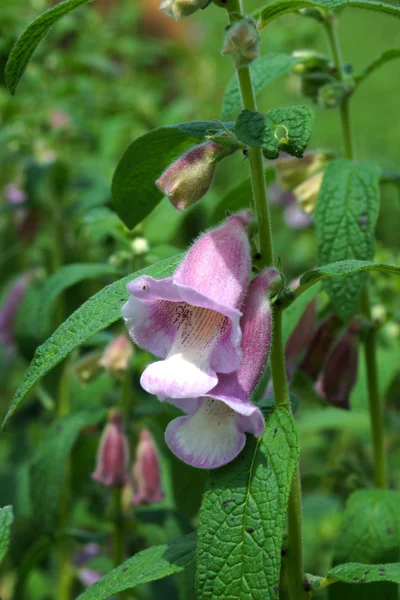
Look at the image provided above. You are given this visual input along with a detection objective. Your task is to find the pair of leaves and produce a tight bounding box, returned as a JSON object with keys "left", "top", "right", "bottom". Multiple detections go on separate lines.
{"left": 314, "top": 159, "right": 381, "bottom": 321}
{"left": 76, "top": 533, "right": 196, "bottom": 600}
{"left": 235, "top": 106, "right": 314, "bottom": 160}
{"left": 257, "top": 0, "right": 400, "bottom": 28}
{"left": 0, "top": 506, "right": 13, "bottom": 565}
{"left": 196, "top": 408, "right": 299, "bottom": 599}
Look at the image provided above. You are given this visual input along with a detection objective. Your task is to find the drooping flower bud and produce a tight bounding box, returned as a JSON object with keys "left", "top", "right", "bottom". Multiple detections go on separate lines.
{"left": 159, "top": 0, "right": 209, "bottom": 21}
{"left": 98, "top": 334, "right": 133, "bottom": 375}
{"left": 299, "top": 314, "right": 342, "bottom": 381}
{"left": 156, "top": 142, "right": 222, "bottom": 212}
{"left": 316, "top": 321, "right": 359, "bottom": 410}
{"left": 92, "top": 410, "right": 129, "bottom": 488}
{"left": 221, "top": 17, "right": 260, "bottom": 69}
{"left": 132, "top": 428, "right": 164, "bottom": 505}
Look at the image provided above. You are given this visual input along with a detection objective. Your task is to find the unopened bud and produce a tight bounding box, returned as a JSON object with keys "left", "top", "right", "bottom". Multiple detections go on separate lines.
{"left": 222, "top": 17, "right": 260, "bottom": 69}
{"left": 317, "top": 321, "right": 360, "bottom": 410}
{"left": 156, "top": 142, "right": 221, "bottom": 212}
{"left": 285, "top": 299, "right": 317, "bottom": 378}
{"left": 318, "top": 82, "right": 350, "bottom": 109}
{"left": 131, "top": 237, "right": 150, "bottom": 256}
{"left": 299, "top": 71, "right": 333, "bottom": 102}
{"left": 92, "top": 410, "right": 129, "bottom": 488}
{"left": 293, "top": 171, "right": 324, "bottom": 215}
{"left": 98, "top": 335, "right": 133, "bottom": 374}
{"left": 292, "top": 50, "right": 331, "bottom": 75}
{"left": 159, "top": 0, "right": 209, "bottom": 21}
{"left": 299, "top": 314, "right": 342, "bottom": 381}
{"left": 131, "top": 428, "right": 164, "bottom": 505}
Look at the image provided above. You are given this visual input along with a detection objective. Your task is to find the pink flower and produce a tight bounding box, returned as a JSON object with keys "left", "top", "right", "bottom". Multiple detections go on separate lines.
{"left": 156, "top": 142, "right": 221, "bottom": 212}
{"left": 4, "top": 184, "right": 26, "bottom": 205}
{"left": 77, "top": 568, "right": 103, "bottom": 588}
{"left": 164, "top": 268, "right": 279, "bottom": 469}
{"left": 122, "top": 212, "right": 253, "bottom": 400}
{"left": 0, "top": 273, "right": 32, "bottom": 349}
{"left": 92, "top": 410, "right": 129, "bottom": 488}
{"left": 131, "top": 428, "right": 164, "bottom": 505}
{"left": 98, "top": 334, "right": 133, "bottom": 374}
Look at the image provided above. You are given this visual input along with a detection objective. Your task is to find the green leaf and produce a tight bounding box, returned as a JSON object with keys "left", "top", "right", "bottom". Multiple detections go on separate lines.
{"left": 5, "top": 0, "right": 94, "bottom": 94}
{"left": 36, "top": 263, "right": 119, "bottom": 337}
{"left": 328, "top": 563, "right": 400, "bottom": 585}
{"left": 221, "top": 53, "right": 302, "bottom": 120}
{"left": 30, "top": 410, "right": 106, "bottom": 529}
{"left": 234, "top": 106, "right": 314, "bottom": 159}
{"left": 354, "top": 49, "right": 400, "bottom": 87}
{"left": 297, "top": 260, "right": 400, "bottom": 295}
{"left": 314, "top": 159, "right": 380, "bottom": 321}
{"left": 328, "top": 489, "right": 400, "bottom": 600}
{"left": 210, "top": 167, "right": 275, "bottom": 225}
{"left": 0, "top": 506, "right": 13, "bottom": 564}
{"left": 196, "top": 408, "right": 299, "bottom": 600}
{"left": 76, "top": 533, "right": 196, "bottom": 600}
{"left": 2, "top": 254, "right": 183, "bottom": 428}
{"left": 112, "top": 121, "right": 233, "bottom": 229}
{"left": 258, "top": 0, "right": 400, "bottom": 29}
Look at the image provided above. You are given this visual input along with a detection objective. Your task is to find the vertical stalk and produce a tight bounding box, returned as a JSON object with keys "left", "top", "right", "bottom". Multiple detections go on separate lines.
{"left": 323, "top": 14, "right": 388, "bottom": 489}
{"left": 225, "top": 1, "right": 307, "bottom": 597}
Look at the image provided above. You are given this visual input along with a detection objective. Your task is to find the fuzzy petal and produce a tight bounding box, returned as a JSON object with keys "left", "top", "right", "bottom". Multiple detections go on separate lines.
{"left": 165, "top": 398, "right": 246, "bottom": 469}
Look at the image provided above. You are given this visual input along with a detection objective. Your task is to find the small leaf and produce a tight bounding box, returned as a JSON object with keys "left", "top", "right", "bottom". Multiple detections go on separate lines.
{"left": 221, "top": 53, "right": 302, "bottom": 120}
{"left": 297, "top": 260, "right": 400, "bottom": 295}
{"left": 112, "top": 122, "right": 233, "bottom": 229}
{"left": 258, "top": 0, "right": 400, "bottom": 29}
{"left": 314, "top": 159, "right": 380, "bottom": 321}
{"left": 234, "top": 106, "right": 314, "bottom": 159}
{"left": 354, "top": 49, "right": 400, "bottom": 87}
{"left": 30, "top": 410, "right": 106, "bottom": 529}
{"left": 196, "top": 408, "right": 299, "bottom": 600}
{"left": 76, "top": 533, "right": 196, "bottom": 600}
{"left": 328, "top": 562, "right": 400, "bottom": 585}
{"left": 2, "top": 254, "right": 183, "bottom": 428}
{"left": 0, "top": 506, "right": 13, "bottom": 564}
{"left": 328, "top": 489, "right": 400, "bottom": 600}
{"left": 5, "top": 0, "right": 94, "bottom": 94}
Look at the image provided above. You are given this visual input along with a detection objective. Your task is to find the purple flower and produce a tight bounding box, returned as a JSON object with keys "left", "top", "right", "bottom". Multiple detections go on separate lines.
{"left": 4, "top": 183, "right": 26, "bottom": 205}
{"left": 122, "top": 212, "right": 253, "bottom": 400}
{"left": 164, "top": 268, "right": 279, "bottom": 469}
{"left": 92, "top": 410, "right": 129, "bottom": 488}
{"left": 0, "top": 273, "right": 32, "bottom": 349}
{"left": 131, "top": 428, "right": 164, "bottom": 505}
{"left": 77, "top": 568, "right": 103, "bottom": 588}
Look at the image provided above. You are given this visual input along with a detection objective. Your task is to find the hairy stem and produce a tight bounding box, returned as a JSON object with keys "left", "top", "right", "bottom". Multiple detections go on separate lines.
{"left": 225, "top": 1, "right": 306, "bottom": 597}
{"left": 324, "top": 14, "right": 388, "bottom": 489}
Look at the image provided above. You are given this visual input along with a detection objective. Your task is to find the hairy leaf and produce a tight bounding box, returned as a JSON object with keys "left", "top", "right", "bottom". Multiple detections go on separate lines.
{"left": 196, "top": 408, "right": 299, "bottom": 600}
{"left": 112, "top": 122, "right": 233, "bottom": 229}
{"left": 314, "top": 159, "right": 380, "bottom": 321}
{"left": 328, "top": 490, "right": 400, "bottom": 600}
{"left": 2, "top": 254, "right": 183, "bottom": 427}
{"left": 76, "top": 533, "right": 196, "bottom": 600}
{"left": 297, "top": 260, "right": 400, "bottom": 295}
{"left": 328, "top": 562, "right": 400, "bottom": 585}
{"left": 0, "top": 506, "right": 13, "bottom": 564}
{"left": 258, "top": 0, "right": 400, "bottom": 28}
{"left": 235, "top": 106, "right": 313, "bottom": 159}
{"left": 221, "top": 54, "right": 302, "bottom": 120}
{"left": 354, "top": 49, "right": 400, "bottom": 87}
{"left": 5, "top": 0, "right": 94, "bottom": 94}
{"left": 30, "top": 410, "right": 106, "bottom": 529}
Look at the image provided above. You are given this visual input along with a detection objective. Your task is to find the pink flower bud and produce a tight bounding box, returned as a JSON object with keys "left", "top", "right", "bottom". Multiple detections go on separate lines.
{"left": 299, "top": 314, "right": 341, "bottom": 381}
{"left": 156, "top": 142, "right": 221, "bottom": 212}
{"left": 316, "top": 321, "right": 360, "bottom": 410}
{"left": 98, "top": 334, "right": 133, "bottom": 374}
{"left": 123, "top": 211, "right": 253, "bottom": 400}
{"left": 132, "top": 428, "right": 164, "bottom": 505}
{"left": 0, "top": 273, "right": 33, "bottom": 349}
{"left": 285, "top": 299, "right": 317, "bottom": 379}
{"left": 77, "top": 568, "right": 103, "bottom": 588}
{"left": 221, "top": 17, "right": 260, "bottom": 69}
{"left": 92, "top": 410, "right": 129, "bottom": 488}
{"left": 4, "top": 184, "right": 26, "bottom": 205}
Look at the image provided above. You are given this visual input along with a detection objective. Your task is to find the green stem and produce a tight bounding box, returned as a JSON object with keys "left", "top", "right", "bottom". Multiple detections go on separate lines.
{"left": 324, "top": 13, "right": 388, "bottom": 489}
{"left": 225, "top": 1, "right": 306, "bottom": 597}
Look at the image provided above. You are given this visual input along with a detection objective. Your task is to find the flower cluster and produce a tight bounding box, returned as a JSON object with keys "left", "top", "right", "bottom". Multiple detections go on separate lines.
{"left": 122, "top": 212, "right": 279, "bottom": 469}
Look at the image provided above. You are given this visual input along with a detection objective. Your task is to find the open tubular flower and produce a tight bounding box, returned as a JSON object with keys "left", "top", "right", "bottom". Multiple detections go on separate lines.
{"left": 92, "top": 410, "right": 129, "bottom": 488}
{"left": 165, "top": 268, "right": 279, "bottom": 469}
{"left": 132, "top": 428, "right": 164, "bottom": 505}
{"left": 156, "top": 142, "right": 222, "bottom": 212}
{"left": 123, "top": 212, "right": 253, "bottom": 400}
